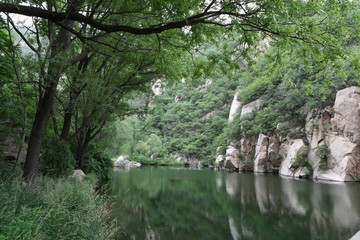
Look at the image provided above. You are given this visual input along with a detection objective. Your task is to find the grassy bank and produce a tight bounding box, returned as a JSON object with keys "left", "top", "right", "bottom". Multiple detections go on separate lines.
{"left": 0, "top": 169, "right": 117, "bottom": 240}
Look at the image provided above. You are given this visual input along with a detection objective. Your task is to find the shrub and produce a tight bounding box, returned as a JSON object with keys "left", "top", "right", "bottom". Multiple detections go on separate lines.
{"left": 313, "top": 145, "right": 330, "bottom": 159}
{"left": 129, "top": 153, "right": 151, "bottom": 164}
{"left": 84, "top": 145, "right": 113, "bottom": 181}
{"left": 291, "top": 146, "right": 312, "bottom": 173}
{"left": 243, "top": 160, "right": 253, "bottom": 171}
{"left": 319, "top": 161, "right": 329, "bottom": 171}
{"left": 40, "top": 135, "right": 75, "bottom": 177}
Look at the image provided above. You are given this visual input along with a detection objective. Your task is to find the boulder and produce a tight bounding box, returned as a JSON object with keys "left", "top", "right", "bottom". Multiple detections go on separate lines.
{"left": 3, "top": 137, "right": 27, "bottom": 164}
{"left": 114, "top": 155, "right": 128, "bottom": 167}
{"left": 314, "top": 136, "right": 360, "bottom": 181}
{"left": 72, "top": 169, "right": 85, "bottom": 181}
{"left": 114, "top": 155, "right": 141, "bottom": 168}
{"left": 253, "top": 134, "right": 269, "bottom": 173}
{"left": 126, "top": 161, "right": 142, "bottom": 168}
{"left": 215, "top": 154, "right": 224, "bottom": 164}
{"left": 225, "top": 146, "right": 240, "bottom": 170}
{"left": 279, "top": 139, "right": 306, "bottom": 177}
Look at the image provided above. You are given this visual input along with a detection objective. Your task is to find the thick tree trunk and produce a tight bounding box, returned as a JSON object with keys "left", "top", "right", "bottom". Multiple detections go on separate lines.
{"left": 22, "top": 1, "right": 80, "bottom": 184}
{"left": 22, "top": 81, "right": 58, "bottom": 183}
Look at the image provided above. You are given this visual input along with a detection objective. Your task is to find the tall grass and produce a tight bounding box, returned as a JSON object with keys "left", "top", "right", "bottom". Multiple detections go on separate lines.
{"left": 0, "top": 169, "right": 117, "bottom": 240}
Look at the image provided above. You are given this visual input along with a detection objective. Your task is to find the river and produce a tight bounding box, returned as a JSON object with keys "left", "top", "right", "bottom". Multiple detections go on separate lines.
{"left": 109, "top": 167, "right": 360, "bottom": 240}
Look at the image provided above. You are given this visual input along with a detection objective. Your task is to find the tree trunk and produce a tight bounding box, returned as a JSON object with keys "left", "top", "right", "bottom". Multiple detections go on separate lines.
{"left": 22, "top": 81, "right": 58, "bottom": 183}
{"left": 76, "top": 129, "right": 91, "bottom": 170}
{"left": 22, "top": 1, "right": 80, "bottom": 184}
{"left": 60, "top": 105, "right": 74, "bottom": 141}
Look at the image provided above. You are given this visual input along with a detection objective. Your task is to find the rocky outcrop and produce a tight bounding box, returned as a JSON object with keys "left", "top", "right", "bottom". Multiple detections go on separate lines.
{"left": 114, "top": 155, "right": 141, "bottom": 168}
{"left": 305, "top": 87, "right": 360, "bottom": 181}
{"left": 215, "top": 154, "right": 224, "bottom": 164}
{"left": 225, "top": 146, "right": 240, "bottom": 170}
{"left": 253, "top": 134, "right": 269, "bottom": 172}
{"left": 221, "top": 86, "right": 360, "bottom": 182}
{"left": 214, "top": 92, "right": 242, "bottom": 168}
{"left": 279, "top": 139, "right": 308, "bottom": 177}
{"left": 239, "top": 137, "right": 256, "bottom": 171}
{"left": 2, "top": 137, "right": 27, "bottom": 163}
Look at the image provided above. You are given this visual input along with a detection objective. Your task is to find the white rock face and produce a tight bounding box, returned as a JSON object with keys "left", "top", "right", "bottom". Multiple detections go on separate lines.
{"left": 349, "top": 231, "right": 360, "bottom": 240}
{"left": 254, "top": 134, "right": 269, "bottom": 173}
{"left": 225, "top": 146, "right": 240, "bottom": 169}
{"left": 215, "top": 154, "right": 224, "bottom": 164}
{"left": 332, "top": 86, "right": 360, "bottom": 143}
{"left": 279, "top": 139, "right": 306, "bottom": 177}
{"left": 305, "top": 87, "right": 360, "bottom": 181}
{"left": 228, "top": 92, "right": 241, "bottom": 122}
{"left": 240, "top": 99, "right": 260, "bottom": 118}
{"left": 72, "top": 169, "right": 85, "bottom": 181}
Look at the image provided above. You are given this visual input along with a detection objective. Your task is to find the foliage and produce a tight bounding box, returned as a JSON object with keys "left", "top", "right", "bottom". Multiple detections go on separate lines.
{"left": 313, "top": 145, "right": 330, "bottom": 160}
{"left": 318, "top": 161, "right": 329, "bottom": 172}
{"left": 225, "top": 42, "right": 360, "bottom": 141}
{"left": 290, "top": 147, "right": 312, "bottom": 173}
{"left": 313, "top": 145, "right": 330, "bottom": 171}
{"left": 130, "top": 75, "right": 237, "bottom": 164}
{"left": 243, "top": 160, "right": 253, "bottom": 171}
{"left": 40, "top": 135, "right": 75, "bottom": 178}
{"left": 0, "top": 169, "right": 117, "bottom": 239}
{"left": 83, "top": 145, "right": 113, "bottom": 181}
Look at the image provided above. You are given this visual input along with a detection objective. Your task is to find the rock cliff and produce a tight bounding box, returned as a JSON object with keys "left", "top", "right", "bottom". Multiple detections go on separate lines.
{"left": 220, "top": 86, "right": 360, "bottom": 182}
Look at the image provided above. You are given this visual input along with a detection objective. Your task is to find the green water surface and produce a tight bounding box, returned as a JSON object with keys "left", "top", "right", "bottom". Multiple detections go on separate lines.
{"left": 109, "top": 167, "right": 360, "bottom": 240}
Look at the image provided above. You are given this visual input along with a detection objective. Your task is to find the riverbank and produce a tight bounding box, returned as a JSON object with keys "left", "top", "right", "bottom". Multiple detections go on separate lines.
{"left": 0, "top": 168, "right": 117, "bottom": 239}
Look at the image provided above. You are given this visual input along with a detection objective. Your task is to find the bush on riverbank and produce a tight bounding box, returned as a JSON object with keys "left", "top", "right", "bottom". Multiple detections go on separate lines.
{"left": 0, "top": 168, "right": 117, "bottom": 240}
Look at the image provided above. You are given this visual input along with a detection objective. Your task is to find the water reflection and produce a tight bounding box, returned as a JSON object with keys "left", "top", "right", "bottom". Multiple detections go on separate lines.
{"left": 110, "top": 167, "right": 360, "bottom": 240}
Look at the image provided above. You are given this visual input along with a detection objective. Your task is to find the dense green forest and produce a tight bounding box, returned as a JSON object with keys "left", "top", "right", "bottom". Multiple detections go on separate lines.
{"left": 108, "top": 41, "right": 360, "bottom": 167}
{"left": 107, "top": 76, "right": 237, "bottom": 164}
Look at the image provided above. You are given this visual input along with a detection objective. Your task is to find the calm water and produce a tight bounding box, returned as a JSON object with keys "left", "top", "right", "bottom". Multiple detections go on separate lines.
{"left": 109, "top": 167, "right": 360, "bottom": 240}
